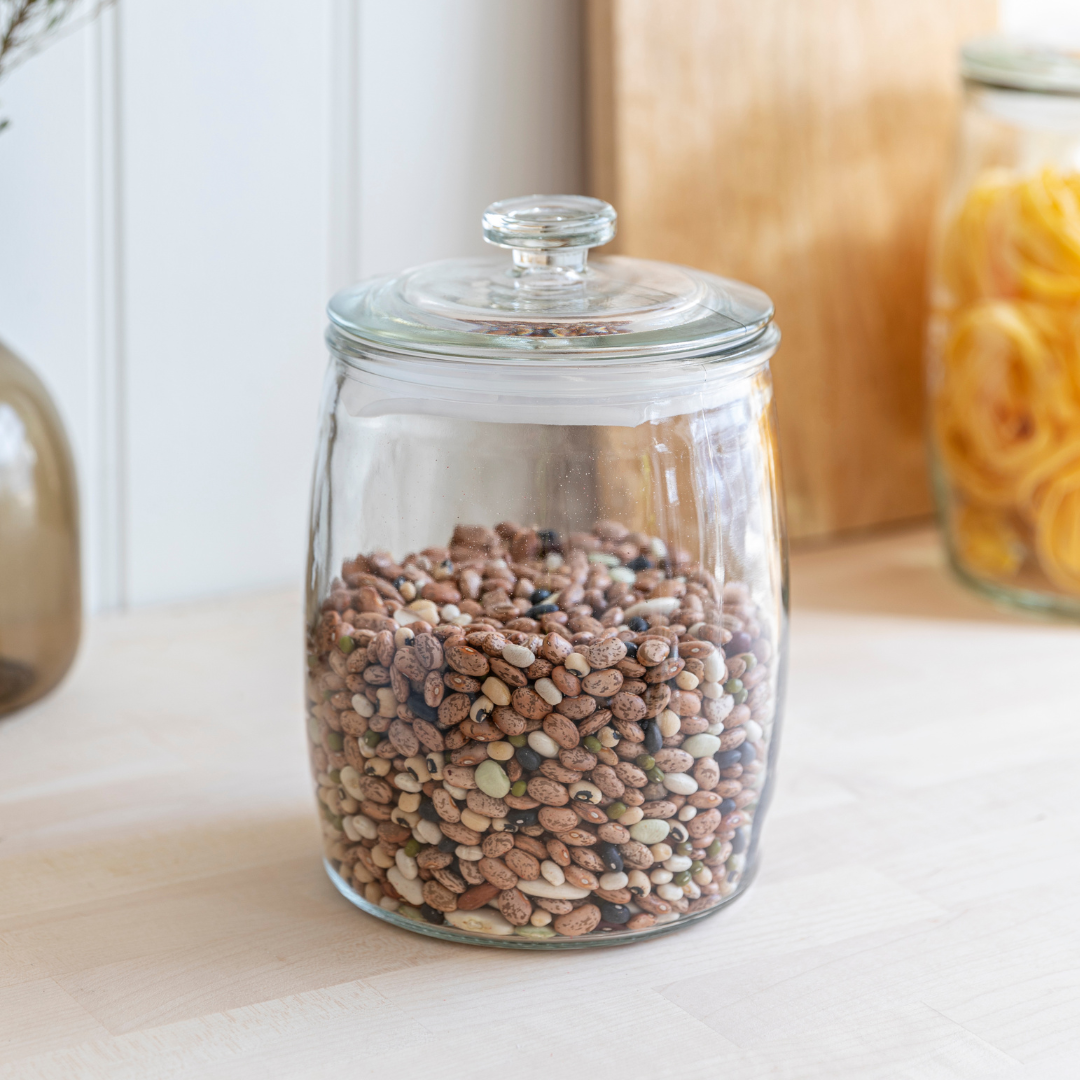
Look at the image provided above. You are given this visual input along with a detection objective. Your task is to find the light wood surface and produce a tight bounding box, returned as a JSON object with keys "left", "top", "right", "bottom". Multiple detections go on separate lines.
{"left": 2, "top": 527, "right": 1078, "bottom": 1078}
{"left": 586, "top": 0, "right": 996, "bottom": 540}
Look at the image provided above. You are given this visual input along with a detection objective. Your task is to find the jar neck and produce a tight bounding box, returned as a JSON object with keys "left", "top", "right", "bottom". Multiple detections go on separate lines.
{"left": 511, "top": 245, "right": 588, "bottom": 278}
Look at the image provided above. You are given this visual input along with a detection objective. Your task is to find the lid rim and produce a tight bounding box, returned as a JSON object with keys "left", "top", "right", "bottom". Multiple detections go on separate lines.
{"left": 325, "top": 319, "right": 779, "bottom": 368}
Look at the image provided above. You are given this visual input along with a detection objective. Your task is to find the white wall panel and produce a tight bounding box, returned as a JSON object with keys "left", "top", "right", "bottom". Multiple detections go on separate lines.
{"left": 356, "top": 0, "right": 584, "bottom": 279}
{"left": 119, "top": 0, "right": 331, "bottom": 606}
{"left": 1000, "top": 0, "right": 1080, "bottom": 46}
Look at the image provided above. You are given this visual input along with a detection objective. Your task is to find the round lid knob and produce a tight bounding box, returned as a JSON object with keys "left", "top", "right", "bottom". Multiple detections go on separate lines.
{"left": 482, "top": 195, "right": 617, "bottom": 251}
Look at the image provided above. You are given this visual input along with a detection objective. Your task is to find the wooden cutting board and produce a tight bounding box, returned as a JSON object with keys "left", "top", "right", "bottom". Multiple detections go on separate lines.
{"left": 586, "top": 0, "right": 996, "bottom": 540}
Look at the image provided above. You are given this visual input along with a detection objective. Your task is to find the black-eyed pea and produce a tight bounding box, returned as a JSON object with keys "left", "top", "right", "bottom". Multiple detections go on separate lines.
{"left": 469, "top": 695, "right": 494, "bottom": 724}
{"left": 404, "top": 756, "right": 431, "bottom": 783}
{"left": 657, "top": 709, "right": 681, "bottom": 737}
{"left": 340, "top": 765, "right": 364, "bottom": 801}
{"left": 564, "top": 652, "right": 591, "bottom": 677}
{"left": 394, "top": 848, "right": 419, "bottom": 880}
{"left": 397, "top": 791, "right": 421, "bottom": 813}
{"left": 414, "top": 818, "right": 442, "bottom": 845}
{"left": 393, "top": 771, "right": 422, "bottom": 793}
{"left": 364, "top": 758, "right": 391, "bottom": 777}
{"left": 376, "top": 687, "right": 397, "bottom": 717}
{"left": 350, "top": 813, "right": 378, "bottom": 840}
{"left": 481, "top": 677, "right": 512, "bottom": 708}
{"left": 460, "top": 809, "right": 491, "bottom": 833}
{"left": 668, "top": 821, "right": 690, "bottom": 844}
{"left": 675, "top": 670, "right": 700, "bottom": 691}
{"left": 568, "top": 780, "right": 603, "bottom": 805}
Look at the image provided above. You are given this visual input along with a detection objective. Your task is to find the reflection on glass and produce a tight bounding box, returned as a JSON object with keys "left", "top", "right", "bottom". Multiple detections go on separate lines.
{"left": 0, "top": 340, "right": 81, "bottom": 716}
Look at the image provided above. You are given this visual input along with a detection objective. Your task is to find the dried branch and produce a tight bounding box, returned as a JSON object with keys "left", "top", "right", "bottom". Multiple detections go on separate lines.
{"left": 0, "top": 0, "right": 114, "bottom": 131}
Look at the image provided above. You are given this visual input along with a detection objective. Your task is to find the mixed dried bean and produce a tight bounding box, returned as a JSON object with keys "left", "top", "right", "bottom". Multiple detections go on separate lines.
{"left": 307, "top": 520, "right": 775, "bottom": 942}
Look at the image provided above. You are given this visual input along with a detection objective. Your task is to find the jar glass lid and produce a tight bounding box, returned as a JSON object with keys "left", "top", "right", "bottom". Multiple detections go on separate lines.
{"left": 327, "top": 195, "right": 774, "bottom": 363}
{"left": 962, "top": 36, "right": 1080, "bottom": 96}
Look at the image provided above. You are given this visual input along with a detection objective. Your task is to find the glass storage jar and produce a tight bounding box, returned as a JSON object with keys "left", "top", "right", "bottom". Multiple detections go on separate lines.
{"left": 306, "top": 196, "right": 787, "bottom": 947}
{"left": 928, "top": 38, "right": 1080, "bottom": 615}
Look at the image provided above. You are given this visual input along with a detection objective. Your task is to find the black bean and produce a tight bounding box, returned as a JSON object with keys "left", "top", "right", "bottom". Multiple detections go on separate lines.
{"left": 724, "top": 632, "right": 752, "bottom": 657}
{"left": 437, "top": 837, "right": 457, "bottom": 854}
{"left": 515, "top": 745, "right": 542, "bottom": 772}
{"left": 420, "top": 904, "right": 445, "bottom": 924}
{"left": 622, "top": 640, "right": 638, "bottom": 658}
{"left": 530, "top": 588, "right": 552, "bottom": 605}
{"left": 739, "top": 742, "right": 757, "bottom": 765}
{"left": 627, "top": 555, "right": 653, "bottom": 571}
{"left": 538, "top": 529, "right": 561, "bottom": 554}
{"left": 506, "top": 807, "right": 539, "bottom": 828}
{"left": 392, "top": 576, "right": 407, "bottom": 590}
{"left": 718, "top": 798, "right": 736, "bottom": 816}
{"left": 643, "top": 720, "right": 663, "bottom": 754}
{"left": 526, "top": 603, "right": 559, "bottom": 619}
{"left": 407, "top": 693, "right": 438, "bottom": 723}
{"left": 627, "top": 616, "right": 649, "bottom": 633}
{"left": 731, "top": 827, "right": 748, "bottom": 854}
{"left": 599, "top": 901, "right": 631, "bottom": 924}
{"left": 714, "top": 749, "right": 742, "bottom": 769}
{"left": 418, "top": 799, "right": 440, "bottom": 822}
{"left": 597, "top": 842, "right": 623, "bottom": 873}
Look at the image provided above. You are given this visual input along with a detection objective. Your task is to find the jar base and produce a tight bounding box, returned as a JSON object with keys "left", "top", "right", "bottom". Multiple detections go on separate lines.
{"left": 323, "top": 858, "right": 757, "bottom": 950}
{"left": 946, "top": 550, "right": 1080, "bottom": 621}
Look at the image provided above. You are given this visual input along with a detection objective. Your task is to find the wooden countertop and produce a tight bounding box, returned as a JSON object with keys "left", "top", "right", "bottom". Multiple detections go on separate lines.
{"left": 2, "top": 527, "right": 1078, "bottom": 1079}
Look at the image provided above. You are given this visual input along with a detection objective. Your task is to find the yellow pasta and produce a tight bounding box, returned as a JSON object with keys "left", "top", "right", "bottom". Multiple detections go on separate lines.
{"left": 932, "top": 166, "right": 1080, "bottom": 595}
{"left": 953, "top": 504, "right": 1024, "bottom": 578}
{"left": 1035, "top": 454, "right": 1080, "bottom": 593}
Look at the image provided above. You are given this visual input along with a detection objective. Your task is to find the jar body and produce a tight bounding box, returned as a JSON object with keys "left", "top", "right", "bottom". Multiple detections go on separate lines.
{"left": 927, "top": 84, "right": 1080, "bottom": 613}
{"left": 305, "top": 341, "right": 787, "bottom": 946}
{"left": 0, "top": 341, "right": 81, "bottom": 717}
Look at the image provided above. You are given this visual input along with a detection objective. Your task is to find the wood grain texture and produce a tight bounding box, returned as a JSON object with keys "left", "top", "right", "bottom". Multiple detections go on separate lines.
{"left": 2, "top": 532, "right": 1079, "bottom": 1077}
{"left": 586, "top": 0, "right": 997, "bottom": 539}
